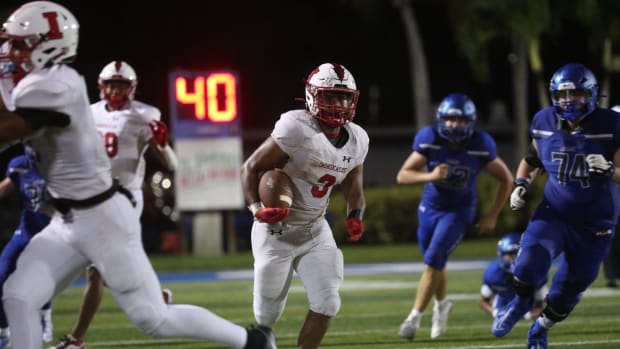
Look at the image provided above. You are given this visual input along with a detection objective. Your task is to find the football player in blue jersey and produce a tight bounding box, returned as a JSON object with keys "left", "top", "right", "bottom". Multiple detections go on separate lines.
{"left": 479, "top": 232, "right": 545, "bottom": 320}
{"left": 0, "top": 147, "right": 53, "bottom": 347}
{"left": 396, "top": 93, "right": 513, "bottom": 340}
{"left": 491, "top": 63, "right": 620, "bottom": 349}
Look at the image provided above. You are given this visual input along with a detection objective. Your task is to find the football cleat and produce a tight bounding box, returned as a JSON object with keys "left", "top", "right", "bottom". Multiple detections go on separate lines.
{"left": 245, "top": 325, "right": 277, "bottom": 349}
{"left": 162, "top": 288, "right": 173, "bottom": 304}
{"left": 491, "top": 297, "right": 531, "bottom": 337}
{"left": 48, "top": 334, "right": 86, "bottom": 349}
{"left": 431, "top": 299, "right": 453, "bottom": 338}
{"left": 527, "top": 320, "right": 548, "bottom": 349}
{"left": 398, "top": 313, "right": 421, "bottom": 340}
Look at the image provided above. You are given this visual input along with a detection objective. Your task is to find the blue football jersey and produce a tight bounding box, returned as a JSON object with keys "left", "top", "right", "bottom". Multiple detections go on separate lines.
{"left": 413, "top": 126, "right": 497, "bottom": 209}
{"left": 482, "top": 258, "right": 515, "bottom": 299}
{"left": 6, "top": 155, "right": 50, "bottom": 234}
{"left": 531, "top": 107, "right": 620, "bottom": 229}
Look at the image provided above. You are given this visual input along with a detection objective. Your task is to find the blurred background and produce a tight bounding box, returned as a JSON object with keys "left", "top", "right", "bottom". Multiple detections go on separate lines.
{"left": 1, "top": 0, "right": 620, "bottom": 255}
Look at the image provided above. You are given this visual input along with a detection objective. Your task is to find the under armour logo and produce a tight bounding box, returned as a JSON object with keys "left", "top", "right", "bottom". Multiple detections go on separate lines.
{"left": 342, "top": 156, "right": 352, "bottom": 163}
{"left": 269, "top": 229, "right": 283, "bottom": 236}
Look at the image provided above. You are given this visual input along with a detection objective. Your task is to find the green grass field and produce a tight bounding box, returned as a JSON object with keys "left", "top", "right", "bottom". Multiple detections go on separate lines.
{"left": 48, "top": 240, "right": 620, "bottom": 348}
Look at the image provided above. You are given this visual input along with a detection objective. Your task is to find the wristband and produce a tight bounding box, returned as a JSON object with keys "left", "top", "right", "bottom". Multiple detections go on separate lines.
{"left": 347, "top": 208, "right": 363, "bottom": 220}
{"left": 514, "top": 177, "right": 530, "bottom": 189}
{"left": 248, "top": 202, "right": 261, "bottom": 216}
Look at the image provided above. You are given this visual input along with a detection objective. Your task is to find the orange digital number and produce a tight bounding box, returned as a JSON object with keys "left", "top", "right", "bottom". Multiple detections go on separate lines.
{"left": 175, "top": 73, "right": 237, "bottom": 122}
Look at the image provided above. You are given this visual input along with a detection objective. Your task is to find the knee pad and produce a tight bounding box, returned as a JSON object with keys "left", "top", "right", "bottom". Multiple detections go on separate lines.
{"left": 125, "top": 301, "right": 165, "bottom": 335}
{"left": 309, "top": 289, "right": 340, "bottom": 317}
{"left": 512, "top": 276, "right": 536, "bottom": 298}
{"left": 541, "top": 297, "right": 571, "bottom": 323}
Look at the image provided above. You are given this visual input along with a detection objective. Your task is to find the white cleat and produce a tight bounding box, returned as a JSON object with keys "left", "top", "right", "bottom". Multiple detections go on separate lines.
{"left": 398, "top": 314, "right": 421, "bottom": 340}
{"left": 431, "top": 299, "right": 453, "bottom": 339}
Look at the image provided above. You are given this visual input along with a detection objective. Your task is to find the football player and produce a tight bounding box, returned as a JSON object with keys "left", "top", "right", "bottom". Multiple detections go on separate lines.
{"left": 479, "top": 232, "right": 546, "bottom": 320}
{"left": 0, "top": 147, "right": 54, "bottom": 348}
{"left": 241, "top": 62, "right": 368, "bottom": 348}
{"left": 396, "top": 93, "right": 513, "bottom": 340}
{"left": 51, "top": 60, "right": 178, "bottom": 349}
{"left": 491, "top": 63, "right": 620, "bottom": 349}
{"left": 0, "top": 2, "right": 271, "bottom": 348}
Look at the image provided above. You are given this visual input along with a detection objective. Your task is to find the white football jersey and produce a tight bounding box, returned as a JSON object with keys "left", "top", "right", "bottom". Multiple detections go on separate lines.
{"left": 91, "top": 100, "right": 159, "bottom": 190}
{"left": 11, "top": 65, "right": 111, "bottom": 200}
{"left": 272, "top": 110, "right": 369, "bottom": 225}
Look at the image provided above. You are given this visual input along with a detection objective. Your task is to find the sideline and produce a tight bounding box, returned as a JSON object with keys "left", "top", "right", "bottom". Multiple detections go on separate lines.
{"left": 70, "top": 259, "right": 491, "bottom": 287}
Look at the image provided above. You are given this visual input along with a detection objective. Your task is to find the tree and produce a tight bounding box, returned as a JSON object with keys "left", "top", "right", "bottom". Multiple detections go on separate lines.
{"left": 393, "top": 0, "right": 432, "bottom": 131}
{"left": 449, "top": 0, "right": 551, "bottom": 158}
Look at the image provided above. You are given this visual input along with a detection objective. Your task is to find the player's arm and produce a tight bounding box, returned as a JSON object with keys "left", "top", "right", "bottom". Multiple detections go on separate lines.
{"left": 479, "top": 284, "right": 496, "bottom": 317}
{"left": 479, "top": 295, "right": 495, "bottom": 317}
{"left": 0, "top": 108, "right": 69, "bottom": 150}
{"left": 477, "top": 157, "right": 513, "bottom": 233}
{"left": 0, "top": 177, "right": 15, "bottom": 200}
{"left": 240, "top": 136, "right": 289, "bottom": 215}
{"left": 611, "top": 147, "right": 620, "bottom": 184}
{"left": 340, "top": 164, "right": 366, "bottom": 242}
{"left": 148, "top": 120, "right": 177, "bottom": 171}
{"left": 516, "top": 140, "right": 542, "bottom": 183}
{"left": 396, "top": 151, "right": 447, "bottom": 184}
{"left": 341, "top": 164, "right": 365, "bottom": 216}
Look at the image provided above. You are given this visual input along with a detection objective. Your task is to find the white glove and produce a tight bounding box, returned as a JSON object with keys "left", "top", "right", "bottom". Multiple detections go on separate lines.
{"left": 510, "top": 178, "right": 529, "bottom": 211}
{"left": 586, "top": 154, "right": 615, "bottom": 177}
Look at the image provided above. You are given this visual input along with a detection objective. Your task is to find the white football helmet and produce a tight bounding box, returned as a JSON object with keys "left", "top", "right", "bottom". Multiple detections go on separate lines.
{"left": 0, "top": 1, "right": 79, "bottom": 74}
{"left": 98, "top": 60, "right": 137, "bottom": 109}
{"left": 305, "top": 63, "right": 359, "bottom": 127}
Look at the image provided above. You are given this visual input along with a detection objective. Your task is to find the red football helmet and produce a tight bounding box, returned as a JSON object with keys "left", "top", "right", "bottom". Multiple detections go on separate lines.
{"left": 98, "top": 60, "right": 137, "bottom": 110}
{"left": 305, "top": 63, "right": 359, "bottom": 127}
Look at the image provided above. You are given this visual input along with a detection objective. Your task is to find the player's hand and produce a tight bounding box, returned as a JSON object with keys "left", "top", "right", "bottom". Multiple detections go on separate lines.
{"left": 510, "top": 178, "right": 528, "bottom": 211}
{"left": 345, "top": 218, "right": 364, "bottom": 242}
{"left": 255, "top": 207, "right": 290, "bottom": 224}
{"left": 431, "top": 163, "right": 449, "bottom": 181}
{"left": 149, "top": 120, "right": 169, "bottom": 147}
{"left": 586, "top": 154, "right": 615, "bottom": 177}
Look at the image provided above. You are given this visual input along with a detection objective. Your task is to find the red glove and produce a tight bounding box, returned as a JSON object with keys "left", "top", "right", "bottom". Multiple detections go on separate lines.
{"left": 255, "top": 207, "right": 290, "bottom": 224}
{"left": 149, "top": 120, "right": 169, "bottom": 147}
{"left": 346, "top": 218, "right": 364, "bottom": 242}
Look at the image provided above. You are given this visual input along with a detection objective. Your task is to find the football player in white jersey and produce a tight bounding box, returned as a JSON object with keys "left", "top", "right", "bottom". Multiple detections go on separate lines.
{"left": 241, "top": 62, "right": 369, "bottom": 349}
{"left": 0, "top": 2, "right": 271, "bottom": 349}
{"left": 51, "top": 60, "right": 178, "bottom": 349}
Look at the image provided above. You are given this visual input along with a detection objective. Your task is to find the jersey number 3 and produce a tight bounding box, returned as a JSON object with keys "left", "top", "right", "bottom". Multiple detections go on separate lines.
{"left": 311, "top": 174, "right": 336, "bottom": 198}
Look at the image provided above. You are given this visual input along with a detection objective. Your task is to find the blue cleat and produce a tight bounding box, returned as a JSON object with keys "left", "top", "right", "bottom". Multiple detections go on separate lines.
{"left": 527, "top": 320, "right": 548, "bottom": 349}
{"left": 491, "top": 297, "right": 531, "bottom": 337}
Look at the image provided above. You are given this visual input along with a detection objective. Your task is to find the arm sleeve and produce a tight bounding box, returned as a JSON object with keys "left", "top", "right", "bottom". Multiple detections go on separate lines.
{"left": 14, "top": 108, "right": 70, "bottom": 129}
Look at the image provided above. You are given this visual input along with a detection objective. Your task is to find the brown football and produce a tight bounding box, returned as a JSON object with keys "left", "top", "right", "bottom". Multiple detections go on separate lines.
{"left": 258, "top": 169, "right": 294, "bottom": 208}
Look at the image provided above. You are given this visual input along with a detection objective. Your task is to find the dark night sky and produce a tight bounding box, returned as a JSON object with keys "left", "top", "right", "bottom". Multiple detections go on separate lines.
{"left": 1, "top": 0, "right": 597, "bottom": 132}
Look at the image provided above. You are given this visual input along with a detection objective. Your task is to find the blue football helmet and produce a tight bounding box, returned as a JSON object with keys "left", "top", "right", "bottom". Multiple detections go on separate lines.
{"left": 497, "top": 232, "right": 521, "bottom": 256}
{"left": 497, "top": 232, "right": 521, "bottom": 271}
{"left": 549, "top": 63, "right": 598, "bottom": 122}
{"left": 436, "top": 93, "right": 476, "bottom": 142}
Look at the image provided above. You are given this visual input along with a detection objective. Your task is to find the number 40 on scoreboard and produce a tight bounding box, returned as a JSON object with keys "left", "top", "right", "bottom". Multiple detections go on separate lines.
{"left": 168, "top": 69, "right": 241, "bottom": 138}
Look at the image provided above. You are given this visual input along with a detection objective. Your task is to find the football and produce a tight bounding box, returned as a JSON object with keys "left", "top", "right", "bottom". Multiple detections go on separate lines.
{"left": 258, "top": 169, "right": 294, "bottom": 208}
